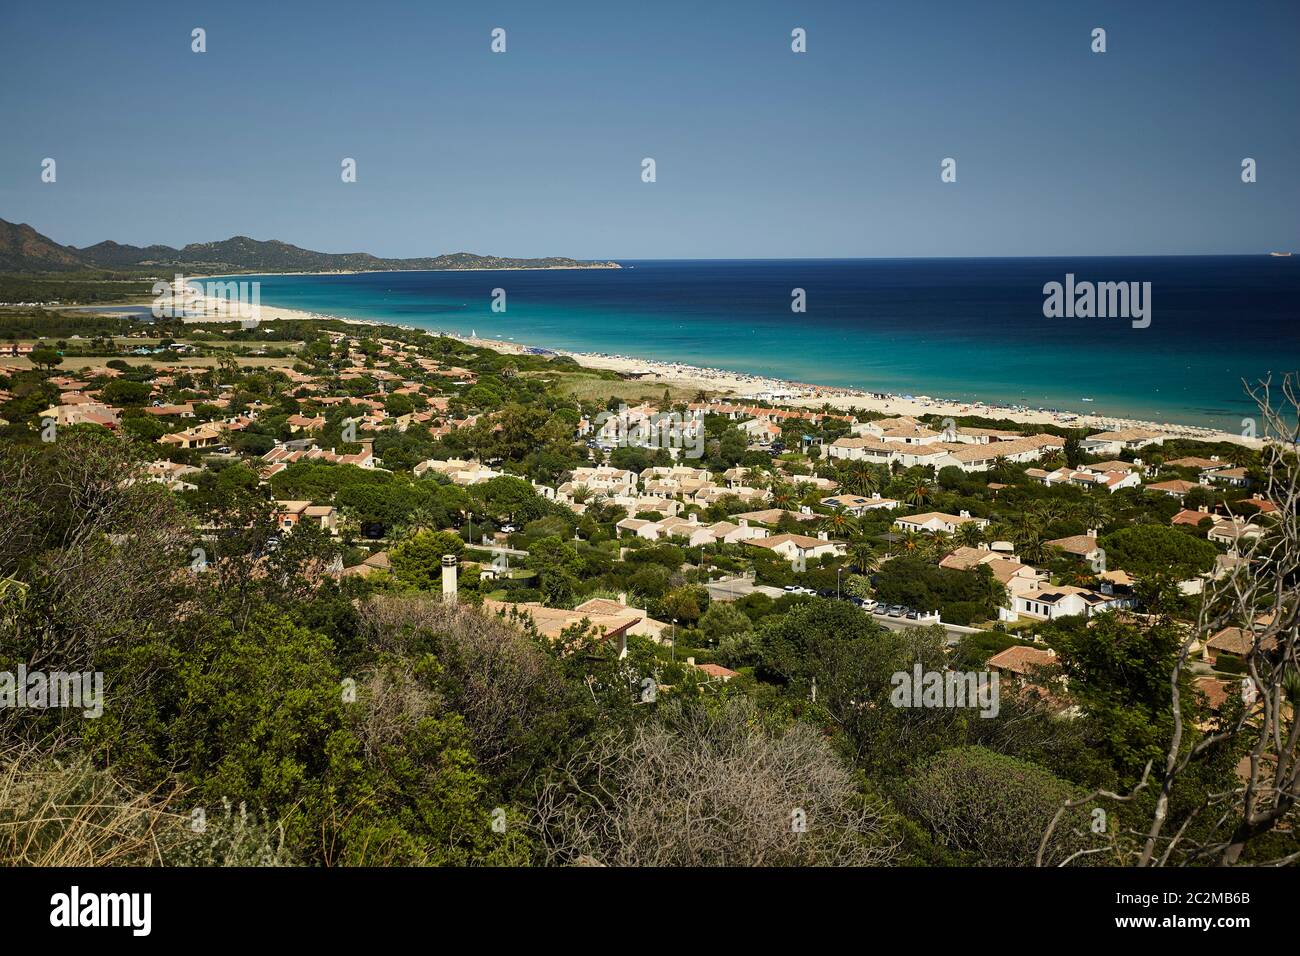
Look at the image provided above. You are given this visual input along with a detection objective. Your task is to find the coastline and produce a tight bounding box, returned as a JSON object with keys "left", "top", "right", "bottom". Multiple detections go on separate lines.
{"left": 159, "top": 293, "right": 1262, "bottom": 450}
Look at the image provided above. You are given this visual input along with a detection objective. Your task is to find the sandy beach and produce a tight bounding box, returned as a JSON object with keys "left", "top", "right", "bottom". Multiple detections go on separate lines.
{"left": 136, "top": 293, "right": 1262, "bottom": 449}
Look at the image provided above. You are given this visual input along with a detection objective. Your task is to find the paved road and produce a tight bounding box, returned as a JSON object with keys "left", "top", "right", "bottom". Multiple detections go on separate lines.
{"left": 466, "top": 543, "right": 529, "bottom": 558}
{"left": 704, "top": 578, "right": 786, "bottom": 602}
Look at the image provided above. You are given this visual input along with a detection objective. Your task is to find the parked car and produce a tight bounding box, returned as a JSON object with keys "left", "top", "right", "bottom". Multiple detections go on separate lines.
{"left": 905, "top": 610, "right": 921, "bottom": 620}
{"left": 887, "top": 606, "right": 904, "bottom": 617}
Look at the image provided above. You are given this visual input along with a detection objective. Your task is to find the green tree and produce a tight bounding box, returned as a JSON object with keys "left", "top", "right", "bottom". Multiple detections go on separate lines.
{"left": 697, "top": 601, "right": 753, "bottom": 647}
{"left": 1099, "top": 524, "right": 1218, "bottom": 581}
{"left": 390, "top": 530, "right": 466, "bottom": 591}
{"left": 905, "top": 747, "right": 1096, "bottom": 866}
{"left": 28, "top": 347, "right": 62, "bottom": 372}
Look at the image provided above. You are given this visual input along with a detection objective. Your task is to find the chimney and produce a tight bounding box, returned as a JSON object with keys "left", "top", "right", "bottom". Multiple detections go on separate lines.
{"left": 1087, "top": 527, "right": 1098, "bottom": 539}
{"left": 686, "top": 656, "right": 696, "bottom": 666}
{"left": 617, "top": 592, "right": 628, "bottom": 606}
{"left": 441, "top": 554, "right": 458, "bottom": 604}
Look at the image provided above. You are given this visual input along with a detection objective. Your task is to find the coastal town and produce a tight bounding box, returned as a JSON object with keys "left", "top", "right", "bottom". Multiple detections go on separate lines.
{"left": 0, "top": 232, "right": 1295, "bottom": 877}
{"left": 3, "top": 0, "right": 1299, "bottom": 931}
{"left": 2, "top": 311, "right": 1280, "bottom": 706}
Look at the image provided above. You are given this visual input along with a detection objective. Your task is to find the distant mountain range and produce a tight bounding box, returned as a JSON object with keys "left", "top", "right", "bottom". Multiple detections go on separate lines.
{"left": 0, "top": 218, "right": 621, "bottom": 274}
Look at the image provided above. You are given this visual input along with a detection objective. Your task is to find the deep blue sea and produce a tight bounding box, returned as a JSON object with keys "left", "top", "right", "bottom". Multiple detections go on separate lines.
{"left": 222, "top": 257, "right": 1299, "bottom": 431}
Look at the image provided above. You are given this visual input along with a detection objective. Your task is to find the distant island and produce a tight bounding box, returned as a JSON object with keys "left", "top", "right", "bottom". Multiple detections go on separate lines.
{"left": 0, "top": 217, "right": 621, "bottom": 275}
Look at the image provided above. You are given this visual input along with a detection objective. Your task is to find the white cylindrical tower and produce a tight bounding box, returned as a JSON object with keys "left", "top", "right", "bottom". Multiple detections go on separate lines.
{"left": 441, "top": 554, "right": 458, "bottom": 604}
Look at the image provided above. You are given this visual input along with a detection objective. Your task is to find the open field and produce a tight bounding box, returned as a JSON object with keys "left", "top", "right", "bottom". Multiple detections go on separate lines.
{"left": 540, "top": 371, "right": 703, "bottom": 404}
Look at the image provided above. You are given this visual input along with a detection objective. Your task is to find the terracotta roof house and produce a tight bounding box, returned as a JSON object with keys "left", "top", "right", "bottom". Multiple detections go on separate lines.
{"left": 1046, "top": 532, "right": 1102, "bottom": 560}
{"left": 1203, "top": 626, "right": 1277, "bottom": 665}
{"left": 1165, "top": 456, "right": 1224, "bottom": 471}
{"left": 691, "top": 661, "right": 740, "bottom": 682}
{"left": 1145, "top": 479, "right": 1199, "bottom": 497}
{"left": 1081, "top": 428, "right": 1166, "bottom": 456}
{"left": 732, "top": 508, "right": 817, "bottom": 526}
{"left": 821, "top": 493, "right": 900, "bottom": 514}
{"left": 143, "top": 403, "right": 196, "bottom": 418}
{"left": 574, "top": 596, "right": 668, "bottom": 640}
{"left": 894, "top": 511, "right": 990, "bottom": 534}
{"left": 745, "top": 532, "right": 845, "bottom": 565}
{"left": 341, "top": 551, "right": 391, "bottom": 577}
{"left": 1193, "top": 676, "right": 1232, "bottom": 714}
{"left": 1200, "top": 467, "right": 1251, "bottom": 489}
{"left": 482, "top": 598, "right": 642, "bottom": 656}
{"left": 986, "top": 645, "right": 1057, "bottom": 677}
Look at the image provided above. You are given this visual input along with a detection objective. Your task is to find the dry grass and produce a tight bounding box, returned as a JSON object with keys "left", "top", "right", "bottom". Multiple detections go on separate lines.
{"left": 0, "top": 747, "right": 186, "bottom": 867}
{"left": 545, "top": 372, "right": 702, "bottom": 403}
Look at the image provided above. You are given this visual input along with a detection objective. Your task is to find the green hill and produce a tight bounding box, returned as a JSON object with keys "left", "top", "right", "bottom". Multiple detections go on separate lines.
{"left": 0, "top": 217, "right": 620, "bottom": 275}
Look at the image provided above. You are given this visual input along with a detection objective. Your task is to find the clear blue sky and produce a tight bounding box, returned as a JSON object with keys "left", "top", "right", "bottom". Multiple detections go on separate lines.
{"left": 1, "top": 0, "right": 1297, "bottom": 259}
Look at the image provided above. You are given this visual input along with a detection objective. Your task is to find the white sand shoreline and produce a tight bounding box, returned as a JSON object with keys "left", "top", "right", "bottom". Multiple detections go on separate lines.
{"left": 95, "top": 294, "right": 1262, "bottom": 448}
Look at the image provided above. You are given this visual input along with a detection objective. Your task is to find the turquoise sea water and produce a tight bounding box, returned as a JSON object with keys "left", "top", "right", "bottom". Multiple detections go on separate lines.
{"left": 221, "top": 257, "right": 1300, "bottom": 431}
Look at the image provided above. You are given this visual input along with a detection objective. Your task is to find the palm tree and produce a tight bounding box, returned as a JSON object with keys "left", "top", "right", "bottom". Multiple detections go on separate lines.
{"left": 925, "top": 529, "right": 953, "bottom": 561}
{"left": 955, "top": 521, "right": 986, "bottom": 548}
{"left": 981, "top": 572, "right": 1009, "bottom": 611}
{"left": 1017, "top": 533, "right": 1060, "bottom": 566}
{"left": 847, "top": 538, "right": 879, "bottom": 574}
{"left": 770, "top": 485, "right": 797, "bottom": 510}
{"left": 818, "top": 511, "right": 859, "bottom": 538}
{"left": 905, "top": 480, "right": 933, "bottom": 508}
{"left": 1224, "top": 444, "right": 1253, "bottom": 468}
{"left": 842, "top": 462, "right": 880, "bottom": 497}
{"left": 1062, "top": 566, "right": 1097, "bottom": 589}
{"left": 1030, "top": 501, "right": 1065, "bottom": 526}
{"left": 898, "top": 529, "right": 925, "bottom": 556}
{"left": 1075, "top": 497, "right": 1111, "bottom": 530}
{"left": 1008, "top": 511, "right": 1045, "bottom": 543}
